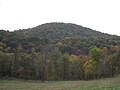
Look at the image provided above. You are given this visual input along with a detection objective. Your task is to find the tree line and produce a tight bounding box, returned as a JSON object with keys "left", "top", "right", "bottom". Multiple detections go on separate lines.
{"left": 0, "top": 43, "right": 120, "bottom": 81}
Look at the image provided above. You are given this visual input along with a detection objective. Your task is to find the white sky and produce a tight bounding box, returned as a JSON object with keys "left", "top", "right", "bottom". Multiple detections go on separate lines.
{"left": 0, "top": 0, "right": 120, "bottom": 36}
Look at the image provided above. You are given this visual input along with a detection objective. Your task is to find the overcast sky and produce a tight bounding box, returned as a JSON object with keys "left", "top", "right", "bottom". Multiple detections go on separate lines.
{"left": 0, "top": 0, "right": 120, "bottom": 36}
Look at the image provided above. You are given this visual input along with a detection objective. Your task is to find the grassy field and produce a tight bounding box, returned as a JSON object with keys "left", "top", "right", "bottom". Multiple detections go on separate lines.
{"left": 0, "top": 78, "right": 120, "bottom": 90}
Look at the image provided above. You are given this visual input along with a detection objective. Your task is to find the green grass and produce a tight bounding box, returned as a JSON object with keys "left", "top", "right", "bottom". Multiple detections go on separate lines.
{"left": 0, "top": 78, "right": 120, "bottom": 90}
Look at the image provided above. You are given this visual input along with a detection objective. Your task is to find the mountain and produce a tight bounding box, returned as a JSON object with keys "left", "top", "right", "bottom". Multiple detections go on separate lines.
{"left": 0, "top": 22, "right": 120, "bottom": 80}
{"left": 20, "top": 22, "right": 120, "bottom": 40}
{"left": 0, "top": 22, "right": 120, "bottom": 54}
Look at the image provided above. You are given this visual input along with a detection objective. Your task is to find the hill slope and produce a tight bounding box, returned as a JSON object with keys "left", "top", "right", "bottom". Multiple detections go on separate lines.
{"left": 21, "top": 22, "right": 120, "bottom": 40}
{"left": 0, "top": 22, "right": 120, "bottom": 53}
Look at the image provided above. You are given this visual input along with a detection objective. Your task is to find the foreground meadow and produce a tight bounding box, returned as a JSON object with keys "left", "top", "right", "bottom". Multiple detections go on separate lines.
{"left": 0, "top": 78, "right": 120, "bottom": 90}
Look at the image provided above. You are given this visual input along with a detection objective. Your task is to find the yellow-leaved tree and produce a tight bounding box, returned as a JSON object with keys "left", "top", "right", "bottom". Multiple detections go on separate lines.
{"left": 83, "top": 60, "right": 96, "bottom": 80}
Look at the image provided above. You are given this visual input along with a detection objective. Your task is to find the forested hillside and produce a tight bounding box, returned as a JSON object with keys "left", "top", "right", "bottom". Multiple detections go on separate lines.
{"left": 0, "top": 22, "right": 120, "bottom": 81}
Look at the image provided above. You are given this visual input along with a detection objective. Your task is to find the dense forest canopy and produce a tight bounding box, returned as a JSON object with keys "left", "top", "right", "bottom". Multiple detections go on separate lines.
{"left": 0, "top": 22, "right": 120, "bottom": 81}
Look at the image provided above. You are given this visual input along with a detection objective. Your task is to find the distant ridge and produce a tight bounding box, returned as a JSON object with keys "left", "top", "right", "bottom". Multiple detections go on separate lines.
{"left": 0, "top": 22, "right": 120, "bottom": 52}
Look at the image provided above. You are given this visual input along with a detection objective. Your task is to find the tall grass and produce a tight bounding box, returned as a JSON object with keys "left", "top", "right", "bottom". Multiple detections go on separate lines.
{"left": 0, "top": 77, "right": 120, "bottom": 90}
